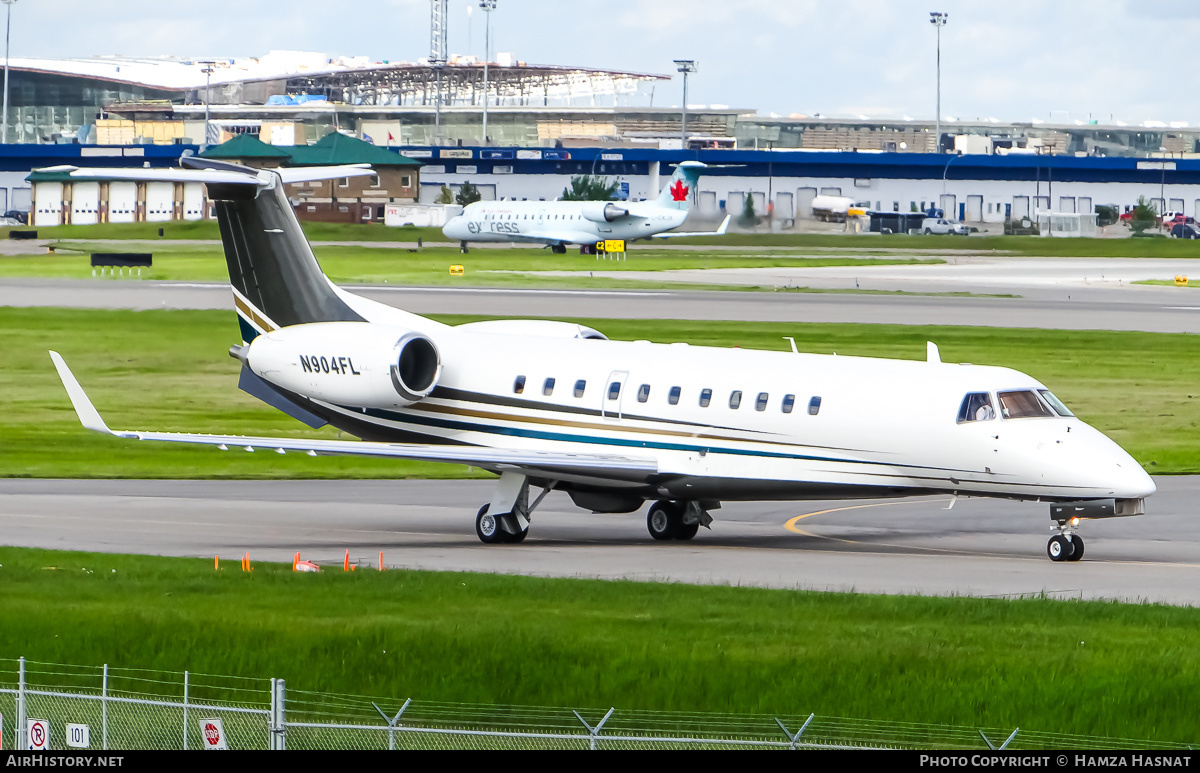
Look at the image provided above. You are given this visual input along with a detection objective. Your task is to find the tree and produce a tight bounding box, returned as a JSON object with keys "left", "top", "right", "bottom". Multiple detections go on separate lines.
{"left": 737, "top": 194, "right": 758, "bottom": 228}
{"left": 1095, "top": 205, "right": 1118, "bottom": 227}
{"left": 436, "top": 185, "right": 454, "bottom": 205}
{"left": 1130, "top": 195, "right": 1158, "bottom": 235}
{"left": 559, "top": 175, "right": 619, "bottom": 201}
{"left": 456, "top": 181, "right": 482, "bottom": 206}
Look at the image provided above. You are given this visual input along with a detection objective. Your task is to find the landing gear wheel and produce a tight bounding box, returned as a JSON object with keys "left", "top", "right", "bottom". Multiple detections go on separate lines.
{"left": 475, "top": 504, "right": 506, "bottom": 544}
{"left": 675, "top": 521, "right": 700, "bottom": 540}
{"left": 505, "top": 523, "right": 529, "bottom": 544}
{"left": 647, "top": 501, "right": 681, "bottom": 541}
{"left": 551, "top": 244, "right": 567, "bottom": 254}
{"left": 1047, "top": 534, "right": 1075, "bottom": 562}
{"left": 1066, "top": 535, "right": 1084, "bottom": 561}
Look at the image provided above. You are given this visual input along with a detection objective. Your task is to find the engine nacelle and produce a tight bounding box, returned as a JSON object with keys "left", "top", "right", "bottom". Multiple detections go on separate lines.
{"left": 580, "top": 202, "right": 629, "bottom": 223}
{"left": 244, "top": 322, "right": 441, "bottom": 408}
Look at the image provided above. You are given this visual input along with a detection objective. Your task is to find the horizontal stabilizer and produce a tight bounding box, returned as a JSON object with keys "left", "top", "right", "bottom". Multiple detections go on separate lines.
{"left": 652, "top": 214, "right": 731, "bottom": 239}
{"left": 56, "top": 162, "right": 375, "bottom": 187}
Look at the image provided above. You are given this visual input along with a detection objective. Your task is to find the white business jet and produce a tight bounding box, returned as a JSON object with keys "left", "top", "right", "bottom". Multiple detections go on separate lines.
{"left": 441, "top": 160, "right": 730, "bottom": 252}
{"left": 49, "top": 158, "right": 1154, "bottom": 561}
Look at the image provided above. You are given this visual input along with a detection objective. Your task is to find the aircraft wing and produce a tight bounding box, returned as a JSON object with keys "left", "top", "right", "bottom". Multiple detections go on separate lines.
{"left": 50, "top": 352, "right": 658, "bottom": 478}
{"left": 651, "top": 215, "right": 731, "bottom": 239}
{"left": 491, "top": 230, "right": 602, "bottom": 246}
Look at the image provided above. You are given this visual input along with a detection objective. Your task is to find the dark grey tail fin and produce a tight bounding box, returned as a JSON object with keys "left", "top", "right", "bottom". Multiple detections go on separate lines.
{"left": 182, "top": 157, "right": 363, "bottom": 341}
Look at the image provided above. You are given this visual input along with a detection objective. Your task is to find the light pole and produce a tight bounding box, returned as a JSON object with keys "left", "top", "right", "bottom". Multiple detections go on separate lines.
{"left": 480, "top": 0, "right": 496, "bottom": 145}
{"left": 1, "top": 0, "right": 17, "bottom": 144}
{"left": 929, "top": 11, "right": 947, "bottom": 154}
{"left": 673, "top": 59, "right": 696, "bottom": 145}
{"left": 199, "top": 62, "right": 215, "bottom": 148}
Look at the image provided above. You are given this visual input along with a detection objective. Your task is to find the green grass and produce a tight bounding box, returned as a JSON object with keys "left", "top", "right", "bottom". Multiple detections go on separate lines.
{"left": 2, "top": 306, "right": 1198, "bottom": 478}
{"left": 0, "top": 546, "right": 1196, "bottom": 743}
{"left": 1, "top": 242, "right": 943, "bottom": 290}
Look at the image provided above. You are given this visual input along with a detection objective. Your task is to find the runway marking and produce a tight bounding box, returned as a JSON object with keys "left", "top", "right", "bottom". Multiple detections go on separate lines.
{"left": 784, "top": 498, "right": 948, "bottom": 543}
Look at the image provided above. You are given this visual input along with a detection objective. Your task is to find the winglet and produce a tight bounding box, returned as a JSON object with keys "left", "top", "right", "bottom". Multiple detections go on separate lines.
{"left": 48, "top": 351, "right": 113, "bottom": 435}
{"left": 715, "top": 214, "right": 731, "bottom": 236}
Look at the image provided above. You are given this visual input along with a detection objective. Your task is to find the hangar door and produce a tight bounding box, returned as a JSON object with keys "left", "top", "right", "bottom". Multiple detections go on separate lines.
{"left": 146, "top": 182, "right": 174, "bottom": 222}
{"left": 108, "top": 182, "right": 137, "bottom": 223}
{"left": 1011, "top": 196, "right": 1030, "bottom": 219}
{"left": 34, "top": 182, "right": 63, "bottom": 227}
{"left": 775, "top": 191, "right": 795, "bottom": 220}
{"left": 939, "top": 194, "right": 956, "bottom": 217}
{"left": 726, "top": 191, "right": 745, "bottom": 215}
{"left": 71, "top": 181, "right": 100, "bottom": 225}
{"left": 965, "top": 195, "right": 983, "bottom": 222}
{"left": 1058, "top": 197, "right": 1076, "bottom": 213}
{"left": 11, "top": 187, "right": 30, "bottom": 213}
{"left": 698, "top": 191, "right": 718, "bottom": 217}
{"left": 183, "top": 183, "right": 204, "bottom": 220}
{"left": 1077, "top": 197, "right": 1092, "bottom": 215}
{"left": 796, "top": 187, "right": 817, "bottom": 217}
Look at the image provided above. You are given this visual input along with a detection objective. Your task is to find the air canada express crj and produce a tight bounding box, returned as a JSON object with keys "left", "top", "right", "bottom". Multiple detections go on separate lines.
{"left": 441, "top": 160, "right": 730, "bottom": 252}
{"left": 49, "top": 158, "right": 1154, "bottom": 562}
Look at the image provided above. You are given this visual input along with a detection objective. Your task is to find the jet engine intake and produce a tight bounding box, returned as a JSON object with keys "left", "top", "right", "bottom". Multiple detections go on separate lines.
{"left": 390, "top": 332, "right": 441, "bottom": 401}
{"left": 580, "top": 202, "right": 629, "bottom": 223}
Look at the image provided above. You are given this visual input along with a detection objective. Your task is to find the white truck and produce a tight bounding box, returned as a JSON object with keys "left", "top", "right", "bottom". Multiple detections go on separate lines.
{"left": 920, "top": 217, "right": 970, "bottom": 235}
{"left": 810, "top": 195, "right": 868, "bottom": 223}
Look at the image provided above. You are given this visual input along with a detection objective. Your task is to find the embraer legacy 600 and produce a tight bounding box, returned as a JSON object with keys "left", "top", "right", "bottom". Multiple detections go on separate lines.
{"left": 441, "top": 160, "right": 730, "bottom": 252}
{"left": 49, "top": 158, "right": 1154, "bottom": 562}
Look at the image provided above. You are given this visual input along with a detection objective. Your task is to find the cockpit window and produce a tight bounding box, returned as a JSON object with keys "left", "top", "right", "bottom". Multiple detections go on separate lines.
{"left": 1038, "top": 389, "right": 1074, "bottom": 417}
{"left": 957, "top": 392, "right": 995, "bottom": 423}
{"left": 997, "top": 390, "right": 1054, "bottom": 419}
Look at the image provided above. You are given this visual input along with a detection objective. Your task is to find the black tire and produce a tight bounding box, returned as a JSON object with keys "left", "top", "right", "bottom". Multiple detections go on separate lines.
{"left": 551, "top": 244, "right": 567, "bottom": 254}
{"left": 675, "top": 521, "right": 700, "bottom": 540}
{"left": 505, "top": 520, "right": 529, "bottom": 544}
{"left": 1047, "top": 534, "right": 1074, "bottom": 562}
{"left": 475, "top": 504, "right": 506, "bottom": 544}
{"left": 924, "top": 228, "right": 932, "bottom": 235}
{"left": 647, "top": 501, "right": 680, "bottom": 541}
{"left": 1066, "top": 535, "right": 1084, "bottom": 561}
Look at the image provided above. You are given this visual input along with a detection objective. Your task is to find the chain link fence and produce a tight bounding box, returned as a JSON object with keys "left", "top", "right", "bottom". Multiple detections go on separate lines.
{"left": 0, "top": 657, "right": 1192, "bottom": 751}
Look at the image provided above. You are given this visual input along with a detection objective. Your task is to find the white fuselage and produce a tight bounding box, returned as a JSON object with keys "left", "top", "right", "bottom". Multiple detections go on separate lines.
{"left": 248, "top": 304, "right": 1156, "bottom": 504}
{"left": 441, "top": 199, "right": 689, "bottom": 245}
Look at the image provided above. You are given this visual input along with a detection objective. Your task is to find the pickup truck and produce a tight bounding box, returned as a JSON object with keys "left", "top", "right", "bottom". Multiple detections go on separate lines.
{"left": 920, "top": 217, "right": 970, "bottom": 235}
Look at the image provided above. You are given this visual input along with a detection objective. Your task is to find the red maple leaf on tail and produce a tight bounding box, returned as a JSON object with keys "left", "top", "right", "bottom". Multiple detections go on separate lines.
{"left": 670, "top": 179, "right": 690, "bottom": 202}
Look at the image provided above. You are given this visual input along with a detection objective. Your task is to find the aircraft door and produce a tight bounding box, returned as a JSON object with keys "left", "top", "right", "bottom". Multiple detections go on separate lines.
{"left": 602, "top": 370, "right": 629, "bottom": 421}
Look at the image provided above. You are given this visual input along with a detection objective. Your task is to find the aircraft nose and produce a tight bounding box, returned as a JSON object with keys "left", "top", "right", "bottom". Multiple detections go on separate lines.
{"left": 442, "top": 216, "right": 464, "bottom": 239}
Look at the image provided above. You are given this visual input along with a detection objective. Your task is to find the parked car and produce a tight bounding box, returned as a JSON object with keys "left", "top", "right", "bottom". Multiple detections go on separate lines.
{"left": 2, "top": 210, "right": 27, "bottom": 225}
{"left": 1170, "top": 223, "right": 1200, "bottom": 239}
{"left": 921, "top": 217, "right": 970, "bottom": 235}
{"left": 1163, "top": 214, "right": 1194, "bottom": 229}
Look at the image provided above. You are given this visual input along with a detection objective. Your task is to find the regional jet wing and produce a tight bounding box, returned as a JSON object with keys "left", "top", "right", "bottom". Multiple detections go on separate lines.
{"left": 651, "top": 214, "right": 731, "bottom": 239}
{"left": 50, "top": 352, "right": 658, "bottom": 478}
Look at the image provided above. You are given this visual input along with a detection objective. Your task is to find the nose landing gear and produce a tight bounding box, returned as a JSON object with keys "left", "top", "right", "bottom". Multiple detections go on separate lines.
{"left": 1047, "top": 515, "right": 1085, "bottom": 562}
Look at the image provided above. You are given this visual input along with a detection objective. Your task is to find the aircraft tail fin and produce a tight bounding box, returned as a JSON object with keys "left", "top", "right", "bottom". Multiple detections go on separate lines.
{"left": 655, "top": 161, "right": 705, "bottom": 211}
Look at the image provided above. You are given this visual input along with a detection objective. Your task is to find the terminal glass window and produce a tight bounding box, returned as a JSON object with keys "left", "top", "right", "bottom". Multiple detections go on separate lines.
{"left": 513, "top": 375, "right": 526, "bottom": 394}
{"left": 699, "top": 388, "right": 712, "bottom": 407}
{"left": 574, "top": 379, "right": 586, "bottom": 398}
{"left": 669, "top": 386, "right": 681, "bottom": 405}
{"left": 997, "top": 390, "right": 1054, "bottom": 419}
{"left": 1038, "top": 389, "right": 1074, "bottom": 417}
{"left": 957, "top": 392, "right": 995, "bottom": 422}
{"left": 543, "top": 377, "right": 555, "bottom": 396}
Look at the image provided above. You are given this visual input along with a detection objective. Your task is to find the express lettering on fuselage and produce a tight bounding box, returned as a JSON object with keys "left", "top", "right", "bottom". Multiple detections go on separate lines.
{"left": 299, "top": 355, "right": 360, "bottom": 375}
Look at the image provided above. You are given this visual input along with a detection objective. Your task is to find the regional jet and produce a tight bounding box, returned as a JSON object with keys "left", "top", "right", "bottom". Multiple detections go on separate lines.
{"left": 440, "top": 160, "right": 730, "bottom": 252}
{"left": 49, "top": 158, "right": 1154, "bottom": 561}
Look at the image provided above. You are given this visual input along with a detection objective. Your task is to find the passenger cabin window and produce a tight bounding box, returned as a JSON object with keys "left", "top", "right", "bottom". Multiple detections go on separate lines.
{"left": 1039, "top": 390, "right": 1074, "bottom": 417}
{"left": 608, "top": 381, "right": 622, "bottom": 400}
{"left": 574, "top": 379, "right": 586, "bottom": 398}
{"left": 782, "top": 394, "right": 795, "bottom": 414}
{"left": 998, "top": 390, "right": 1054, "bottom": 419}
{"left": 808, "top": 396, "right": 822, "bottom": 415}
{"left": 957, "top": 392, "right": 995, "bottom": 422}
{"left": 729, "top": 390, "right": 742, "bottom": 409}
{"left": 513, "top": 375, "right": 526, "bottom": 394}
{"left": 543, "top": 377, "right": 555, "bottom": 396}
{"left": 637, "top": 384, "right": 650, "bottom": 403}
{"left": 699, "top": 388, "right": 712, "bottom": 407}
{"left": 669, "top": 386, "right": 681, "bottom": 405}
{"left": 755, "top": 392, "right": 769, "bottom": 411}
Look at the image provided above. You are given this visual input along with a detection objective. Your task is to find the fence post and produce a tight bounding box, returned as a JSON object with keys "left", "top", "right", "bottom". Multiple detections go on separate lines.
{"left": 102, "top": 664, "right": 108, "bottom": 751}
{"left": 572, "top": 708, "right": 615, "bottom": 751}
{"left": 270, "top": 679, "right": 286, "bottom": 750}
{"left": 776, "top": 714, "right": 815, "bottom": 750}
{"left": 16, "top": 657, "right": 25, "bottom": 751}
{"left": 182, "top": 671, "right": 189, "bottom": 751}
{"left": 372, "top": 699, "right": 411, "bottom": 751}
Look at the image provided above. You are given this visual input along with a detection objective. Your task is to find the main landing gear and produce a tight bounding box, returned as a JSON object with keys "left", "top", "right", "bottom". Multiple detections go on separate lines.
{"left": 647, "top": 500, "right": 712, "bottom": 541}
{"left": 474, "top": 472, "right": 553, "bottom": 545}
{"left": 550, "top": 243, "right": 567, "bottom": 254}
{"left": 1047, "top": 515, "right": 1085, "bottom": 562}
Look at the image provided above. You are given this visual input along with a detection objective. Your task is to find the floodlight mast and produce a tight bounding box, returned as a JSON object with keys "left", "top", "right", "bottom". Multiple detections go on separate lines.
{"left": 480, "top": 0, "right": 496, "bottom": 145}
{"left": 1, "top": 0, "right": 16, "bottom": 144}
{"left": 674, "top": 59, "right": 696, "bottom": 144}
{"left": 930, "top": 11, "right": 948, "bottom": 154}
{"left": 199, "top": 60, "right": 217, "bottom": 149}
{"left": 430, "top": 0, "right": 448, "bottom": 144}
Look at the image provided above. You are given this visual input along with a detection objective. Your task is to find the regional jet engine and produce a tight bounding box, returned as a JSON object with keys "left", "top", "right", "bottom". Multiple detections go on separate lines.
{"left": 580, "top": 202, "right": 629, "bottom": 223}
{"left": 239, "top": 322, "right": 442, "bottom": 408}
